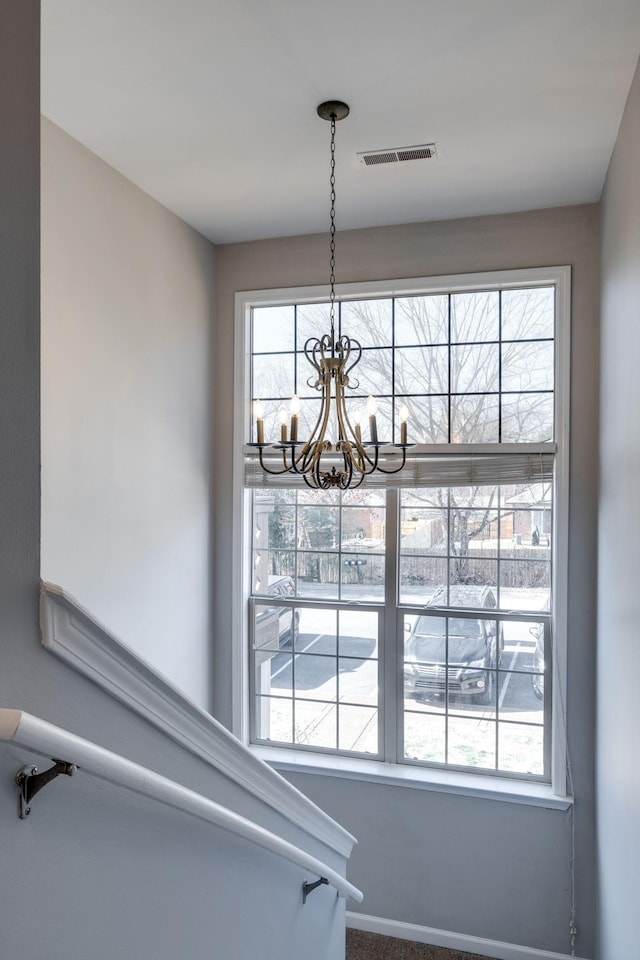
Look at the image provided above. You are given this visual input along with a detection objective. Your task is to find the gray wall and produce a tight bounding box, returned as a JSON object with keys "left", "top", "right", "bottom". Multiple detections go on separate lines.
{"left": 41, "top": 118, "right": 213, "bottom": 709}
{"left": 597, "top": 55, "right": 640, "bottom": 960}
{"left": 1, "top": 9, "right": 345, "bottom": 960}
{"left": 214, "top": 205, "right": 600, "bottom": 956}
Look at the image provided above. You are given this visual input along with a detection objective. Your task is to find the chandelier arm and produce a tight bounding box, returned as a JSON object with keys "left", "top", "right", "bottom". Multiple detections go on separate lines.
{"left": 341, "top": 337, "right": 362, "bottom": 381}
{"left": 256, "top": 446, "right": 296, "bottom": 476}
{"left": 310, "top": 375, "right": 333, "bottom": 454}
{"left": 346, "top": 470, "right": 366, "bottom": 490}
{"left": 293, "top": 379, "right": 330, "bottom": 469}
{"left": 334, "top": 380, "right": 369, "bottom": 467}
{"left": 357, "top": 444, "right": 380, "bottom": 470}
{"left": 372, "top": 447, "right": 408, "bottom": 475}
{"left": 342, "top": 449, "right": 354, "bottom": 488}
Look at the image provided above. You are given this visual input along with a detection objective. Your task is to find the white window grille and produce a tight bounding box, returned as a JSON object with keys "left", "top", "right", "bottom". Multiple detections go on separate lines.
{"left": 233, "top": 267, "right": 569, "bottom": 788}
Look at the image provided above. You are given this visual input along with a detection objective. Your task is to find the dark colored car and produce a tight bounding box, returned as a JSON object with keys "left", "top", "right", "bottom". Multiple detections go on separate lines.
{"left": 404, "top": 585, "right": 502, "bottom": 705}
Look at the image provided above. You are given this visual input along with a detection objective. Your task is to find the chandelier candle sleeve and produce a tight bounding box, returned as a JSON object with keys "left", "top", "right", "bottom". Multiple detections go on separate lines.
{"left": 290, "top": 395, "right": 300, "bottom": 443}
{"left": 400, "top": 404, "right": 409, "bottom": 446}
{"left": 254, "top": 400, "right": 265, "bottom": 445}
{"left": 367, "top": 396, "right": 379, "bottom": 444}
{"left": 279, "top": 409, "right": 288, "bottom": 443}
{"left": 353, "top": 409, "right": 363, "bottom": 446}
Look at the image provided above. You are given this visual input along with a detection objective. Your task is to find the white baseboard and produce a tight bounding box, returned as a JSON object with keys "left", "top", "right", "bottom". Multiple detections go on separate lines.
{"left": 346, "top": 912, "right": 589, "bottom": 960}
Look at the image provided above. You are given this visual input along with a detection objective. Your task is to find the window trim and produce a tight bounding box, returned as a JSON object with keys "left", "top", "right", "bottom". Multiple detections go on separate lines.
{"left": 232, "top": 265, "right": 571, "bottom": 797}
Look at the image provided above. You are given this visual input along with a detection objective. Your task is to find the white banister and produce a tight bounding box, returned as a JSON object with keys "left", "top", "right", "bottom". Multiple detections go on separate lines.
{"left": 0, "top": 709, "right": 363, "bottom": 904}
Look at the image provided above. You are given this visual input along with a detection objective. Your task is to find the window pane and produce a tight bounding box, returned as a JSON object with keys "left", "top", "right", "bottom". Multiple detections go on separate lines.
{"left": 295, "top": 396, "right": 324, "bottom": 437}
{"left": 341, "top": 506, "right": 386, "bottom": 547}
{"left": 501, "top": 287, "right": 554, "bottom": 341}
{"left": 502, "top": 340, "right": 554, "bottom": 393}
{"left": 255, "top": 651, "right": 292, "bottom": 697}
{"left": 255, "top": 696, "right": 292, "bottom": 743}
{"left": 353, "top": 348, "right": 393, "bottom": 396}
{"left": 499, "top": 510, "right": 551, "bottom": 555}
{"left": 451, "top": 291, "right": 499, "bottom": 342}
{"left": 338, "top": 706, "right": 378, "bottom": 754}
{"left": 294, "top": 700, "right": 337, "bottom": 750}
{"left": 451, "top": 394, "right": 499, "bottom": 442}
{"left": 498, "top": 722, "right": 544, "bottom": 776}
{"left": 294, "top": 655, "right": 337, "bottom": 702}
{"left": 338, "top": 657, "right": 378, "bottom": 705}
{"left": 338, "top": 609, "right": 378, "bottom": 659}
{"left": 395, "top": 346, "right": 448, "bottom": 395}
{"left": 341, "top": 554, "right": 385, "bottom": 601}
{"left": 451, "top": 344, "right": 499, "bottom": 393}
{"left": 498, "top": 671, "right": 544, "bottom": 724}
{"left": 499, "top": 560, "right": 550, "bottom": 611}
{"left": 297, "top": 552, "right": 339, "bottom": 599}
{"left": 297, "top": 505, "right": 339, "bottom": 549}
{"left": 296, "top": 302, "right": 331, "bottom": 345}
{"left": 341, "top": 488, "right": 386, "bottom": 508}
{"left": 253, "top": 305, "right": 295, "bottom": 353}
{"left": 448, "top": 716, "right": 496, "bottom": 769}
{"left": 261, "top": 496, "right": 296, "bottom": 548}
{"left": 341, "top": 299, "right": 392, "bottom": 347}
{"left": 254, "top": 606, "right": 284, "bottom": 660}
{"left": 399, "top": 557, "right": 447, "bottom": 604}
{"left": 395, "top": 295, "right": 448, "bottom": 345}
{"left": 296, "top": 351, "right": 322, "bottom": 397}
{"left": 252, "top": 353, "right": 294, "bottom": 402}
{"left": 449, "top": 558, "right": 498, "bottom": 591}
{"left": 501, "top": 393, "right": 554, "bottom": 442}
{"left": 404, "top": 711, "right": 446, "bottom": 763}
{"left": 296, "top": 607, "right": 337, "bottom": 654}
{"left": 499, "top": 619, "right": 545, "bottom": 675}
{"left": 402, "top": 396, "right": 449, "bottom": 444}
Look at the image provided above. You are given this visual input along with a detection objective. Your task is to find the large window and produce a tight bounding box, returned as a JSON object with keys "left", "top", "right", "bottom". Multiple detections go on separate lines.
{"left": 236, "top": 269, "right": 568, "bottom": 785}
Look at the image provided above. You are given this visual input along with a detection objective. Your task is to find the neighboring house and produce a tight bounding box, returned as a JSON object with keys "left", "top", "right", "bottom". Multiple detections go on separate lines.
{"left": 1, "top": 6, "right": 639, "bottom": 960}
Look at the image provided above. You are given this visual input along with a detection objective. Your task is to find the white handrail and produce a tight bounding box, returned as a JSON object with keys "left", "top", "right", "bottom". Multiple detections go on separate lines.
{"left": 0, "top": 709, "right": 363, "bottom": 903}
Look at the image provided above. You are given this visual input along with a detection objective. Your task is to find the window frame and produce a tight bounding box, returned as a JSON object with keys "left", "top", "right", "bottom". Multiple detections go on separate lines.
{"left": 232, "top": 266, "right": 570, "bottom": 797}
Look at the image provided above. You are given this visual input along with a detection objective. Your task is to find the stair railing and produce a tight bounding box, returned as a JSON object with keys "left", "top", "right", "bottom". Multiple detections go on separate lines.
{"left": 0, "top": 708, "right": 363, "bottom": 904}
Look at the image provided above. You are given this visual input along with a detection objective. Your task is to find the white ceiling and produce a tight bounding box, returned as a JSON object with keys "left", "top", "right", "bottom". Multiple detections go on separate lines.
{"left": 42, "top": 0, "right": 640, "bottom": 244}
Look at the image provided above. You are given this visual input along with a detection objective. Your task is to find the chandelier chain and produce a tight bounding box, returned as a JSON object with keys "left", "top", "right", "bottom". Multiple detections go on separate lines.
{"left": 329, "top": 114, "right": 336, "bottom": 345}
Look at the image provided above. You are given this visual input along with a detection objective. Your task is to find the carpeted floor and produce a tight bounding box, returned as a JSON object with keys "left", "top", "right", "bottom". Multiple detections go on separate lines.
{"left": 346, "top": 929, "right": 490, "bottom": 960}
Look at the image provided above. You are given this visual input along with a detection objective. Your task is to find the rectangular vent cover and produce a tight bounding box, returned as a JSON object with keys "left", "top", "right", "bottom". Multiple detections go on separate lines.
{"left": 358, "top": 143, "right": 437, "bottom": 166}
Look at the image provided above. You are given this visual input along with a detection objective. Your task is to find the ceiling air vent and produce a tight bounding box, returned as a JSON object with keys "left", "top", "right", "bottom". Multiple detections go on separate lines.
{"left": 358, "top": 142, "right": 437, "bottom": 166}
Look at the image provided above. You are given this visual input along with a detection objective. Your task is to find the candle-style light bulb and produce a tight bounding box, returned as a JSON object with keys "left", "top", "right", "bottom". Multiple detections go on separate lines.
{"left": 399, "top": 404, "right": 409, "bottom": 446}
{"left": 279, "top": 408, "right": 288, "bottom": 443}
{"left": 290, "top": 395, "right": 300, "bottom": 442}
{"left": 353, "top": 409, "right": 362, "bottom": 446}
{"left": 367, "top": 395, "right": 378, "bottom": 445}
{"left": 254, "top": 399, "right": 265, "bottom": 444}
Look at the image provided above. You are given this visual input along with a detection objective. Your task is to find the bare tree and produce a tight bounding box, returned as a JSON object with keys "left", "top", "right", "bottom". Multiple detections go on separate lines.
{"left": 251, "top": 287, "right": 554, "bottom": 590}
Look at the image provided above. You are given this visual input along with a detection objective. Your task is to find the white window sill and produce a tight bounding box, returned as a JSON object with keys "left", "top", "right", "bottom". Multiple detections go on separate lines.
{"left": 252, "top": 745, "right": 573, "bottom": 810}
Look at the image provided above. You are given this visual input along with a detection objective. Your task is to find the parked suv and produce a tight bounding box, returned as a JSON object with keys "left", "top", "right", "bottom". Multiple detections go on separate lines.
{"left": 404, "top": 585, "right": 502, "bottom": 705}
